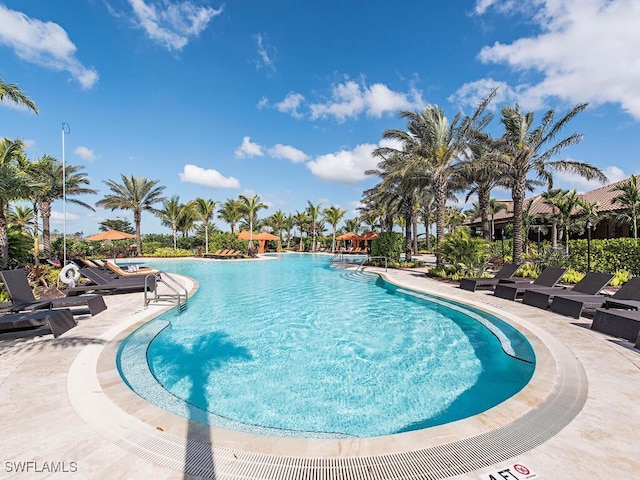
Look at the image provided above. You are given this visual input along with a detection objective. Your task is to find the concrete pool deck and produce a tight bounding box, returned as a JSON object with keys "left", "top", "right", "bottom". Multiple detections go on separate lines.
{"left": 1, "top": 255, "right": 639, "bottom": 479}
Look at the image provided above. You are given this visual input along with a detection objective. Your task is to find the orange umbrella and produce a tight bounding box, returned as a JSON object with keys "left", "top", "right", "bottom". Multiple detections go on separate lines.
{"left": 237, "top": 231, "right": 281, "bottom": 252}
{"left": 336, "top": 232, "right": 358, "bottom": 241}
{"left": 86, "top": 229, "right": 136, "bottom": 241}
{"left": 86, "top": 229, "right": 136, "bottom": 260}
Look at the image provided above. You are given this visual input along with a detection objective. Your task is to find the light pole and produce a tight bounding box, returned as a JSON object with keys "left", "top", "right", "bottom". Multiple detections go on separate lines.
{"left": 61, "top": 122, "right": 70, "bottom": 265}
{"left": 586, "top": 220, "right": 592, "bottom": 272}
{"left": 537, "top": 225, "right": 541, "bottom": 251}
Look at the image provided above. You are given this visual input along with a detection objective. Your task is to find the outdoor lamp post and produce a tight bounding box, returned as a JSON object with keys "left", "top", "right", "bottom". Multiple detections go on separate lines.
{"left": 586, "top": 220, "right": 592, "bottom": 272}
{"left": 537, "top": 225, "right": 541, "bottom": 251}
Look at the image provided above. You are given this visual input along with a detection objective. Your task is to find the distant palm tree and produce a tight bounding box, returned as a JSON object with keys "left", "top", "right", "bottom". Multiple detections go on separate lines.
{"left": 267, "top": 209, "right": 288, "bottom": 245}
{"left": 0, "top": 77, "right": 38, "bottom": 114}
{"left": 28, "top": 155, "right": 96, "bottom": 259}
{"left": 217, "top": 198, "right": 244, "bottom": 235}
{"left": 293, "top": 210, "right": 310, "bottom": 251}
{"left": 8, "top": 204, "right": 37, "bottom": 263}
{"left": 323, "top": 205, "right": 347, "bottom": 252}
{"left": 156, "top": 196, "right": 182, "bottom": 249}
{"left": 541, "top": 188, "right": 567, "bottom": 248}
{"left": 306, "top": 201, "right": 322, "bottom": 252}
{"left": 489, "top": 198, "right": 509, "bottom": 242}
{"left": 191, "top": 198, "right": 219, "bottom": 254}
{"left": 490, "top": 103, "right": 607, "bottom": 264}
{"left": 238, "top": 194, "right": 268, "bottom": 248}
{"left": 610, "top": 175, "right": 640, "bottom": 239}
{"left": 0, "top": 138, "right": 34, "bottom": 268}
{"left": 96, "top": 175, "right": 166, "bottom": 255}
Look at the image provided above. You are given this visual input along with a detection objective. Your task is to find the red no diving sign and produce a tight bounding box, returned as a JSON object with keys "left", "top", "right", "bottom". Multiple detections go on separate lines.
{"left": 479, "top": 463, "right": 539, "bottom": 480}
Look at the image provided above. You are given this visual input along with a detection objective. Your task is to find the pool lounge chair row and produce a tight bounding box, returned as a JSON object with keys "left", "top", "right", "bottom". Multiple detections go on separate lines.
{"left": 203, "top": 250, "right": 245, "bottom": 259}
{"left": 0, "top": 309, "right": 76, "bottom": 338}
{"left": 459, "top": 267, "right": 640, "bottom": 347}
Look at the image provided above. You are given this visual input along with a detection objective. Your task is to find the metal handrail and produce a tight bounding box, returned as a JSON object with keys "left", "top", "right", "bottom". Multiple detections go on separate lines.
{"left": 144, "top": 271, "right": 189, "bottom": 312}
{"left": 359, "top": 255, "right": 387, "bottom": 272}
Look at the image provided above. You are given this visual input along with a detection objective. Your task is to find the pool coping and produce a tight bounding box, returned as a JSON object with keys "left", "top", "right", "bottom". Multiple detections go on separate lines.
{"left": 64, "top": 259, "right": 591, "bottom": 479}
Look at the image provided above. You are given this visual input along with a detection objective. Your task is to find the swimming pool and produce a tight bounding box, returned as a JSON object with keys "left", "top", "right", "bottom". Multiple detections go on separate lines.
{"left": 117, "top": 254, "right": 535, "bottom": 438}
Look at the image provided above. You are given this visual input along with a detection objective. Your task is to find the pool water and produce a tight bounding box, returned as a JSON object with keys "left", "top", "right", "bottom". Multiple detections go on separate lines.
{"left": 118, "top": 254, "right": 535, "bottom": 438}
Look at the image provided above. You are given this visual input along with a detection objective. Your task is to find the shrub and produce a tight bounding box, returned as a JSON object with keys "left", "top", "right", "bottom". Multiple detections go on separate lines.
{"left": 610, "top": 270, "right": 632, "bottom": 287}
{"left": 560, "top": 268, "right": 585, "bottom": 284}
{"left": 370, "top": 232, "right": 403, "bottom": 263}
{"left": 439, "top": 227, "right": 489, "bottom": 276}
{"left": 147, "top": 247, "right": 193, "bottom": 257}
{"left": 514, "top": 263, "right": 540, "bottom": 278}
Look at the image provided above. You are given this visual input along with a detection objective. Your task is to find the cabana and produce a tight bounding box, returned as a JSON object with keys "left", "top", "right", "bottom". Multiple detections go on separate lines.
{"left": 237, "top": 231, "right": 281, "bottom": 253}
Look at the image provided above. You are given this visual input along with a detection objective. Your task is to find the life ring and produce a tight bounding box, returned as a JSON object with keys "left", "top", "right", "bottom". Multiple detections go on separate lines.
{"left": 59, "top": 263, "right": 81, "bottom": 288}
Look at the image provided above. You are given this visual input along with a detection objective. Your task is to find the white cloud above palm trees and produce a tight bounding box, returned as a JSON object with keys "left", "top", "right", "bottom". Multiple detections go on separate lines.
{"left": 124, "top": 0, "right": 222, "bottom": 52}
{"left": 179, "top": 164, "right": 239, "bottom": 189}
{"left": 458, "top": 0, "right": 640, "bottom": 119}
{"left": 0, "top": 5, "right": 98, "bottom": 89}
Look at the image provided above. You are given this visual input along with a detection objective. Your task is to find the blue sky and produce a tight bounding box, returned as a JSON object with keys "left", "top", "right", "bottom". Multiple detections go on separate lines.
{"left": 1, "top": 0, "right": 639, "bottom": 236}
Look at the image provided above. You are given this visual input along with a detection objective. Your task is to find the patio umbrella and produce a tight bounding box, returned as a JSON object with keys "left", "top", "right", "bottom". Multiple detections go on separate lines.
{"left": 86, "top": 229, "right": 136, "bottom": 260}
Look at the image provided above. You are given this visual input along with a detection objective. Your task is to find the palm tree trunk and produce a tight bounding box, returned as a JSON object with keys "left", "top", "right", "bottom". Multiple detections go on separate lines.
{"left": 40, "top": 201, "right": 52, "bottom": 259}
{"left": 435, "top": 179, "right": 447, "bottom": 267}
{"left": 412, "top": 209, "right": 418, "bottom": 254}
{"left": 512, "top": 180, "right": 526, "bottom": 265}
{"left": 134, "top": 209, "right": 142, "bottom": 256}
{"left": 0, "top": 208, "right": 9, "bottom": 269}
{"left": 479, "top": 192, "right": 490, "bottom": 241}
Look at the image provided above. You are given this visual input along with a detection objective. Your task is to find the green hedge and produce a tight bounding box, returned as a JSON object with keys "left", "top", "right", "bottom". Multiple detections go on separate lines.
{"left": 566, "top": 238, "right": 640, "bottom": 275}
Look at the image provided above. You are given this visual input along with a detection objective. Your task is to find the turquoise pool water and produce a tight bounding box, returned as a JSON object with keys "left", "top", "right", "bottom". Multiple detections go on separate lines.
{"left": 117, "top": 254, "right": 535, "bottom": 438}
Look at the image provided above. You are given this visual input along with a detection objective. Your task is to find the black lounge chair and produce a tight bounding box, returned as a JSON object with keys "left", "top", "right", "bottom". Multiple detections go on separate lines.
{"left": 0, "top": 309, "right": 76, "bottom": 338}
{"left": 550, "top": 276, "right": 640, "bottom": 318}
{"left": 493, "top": 267, "right": 567, "bottom": 301}
{"left": 66, "top": 267, "right": 156, "bottom": 296}
{"left": 591, "top": 308, "right": 640, "bottom": 344}
{"left": 521, "top": 271, "right": 614, "bottom": 310}
{"left": 458, "top": 263, "right": 520, "bottom": 292}
{"left": 0, "top": 269, "right": 107, "bottom": 316}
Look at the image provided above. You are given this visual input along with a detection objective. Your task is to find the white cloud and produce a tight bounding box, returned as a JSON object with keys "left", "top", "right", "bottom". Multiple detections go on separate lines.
{"left": 470, "top": 0, "right": 640, "bottom": 119}
{"left": 0, "top": 5, "right": 98, "bottom": 89}
{"left": 268, "top": 144, "right": 309, "bottom": 163}
{"left": 50, "top": 211, "right": 80, "bottom": 225}
{"left": 126, "top": 0, "right": 222, "bottom": 52}
{"left": 276, "top": 93, "right": 305, "bottom": 118}
{"left": 179, "top": 164, "right": 240, "bottom": 189}
{"left": 234, "top": 136, "right": 264, "bottom": 158}
{"left": 308, "top": 79, "right": 423, "bottom": 123}
{"left": 307, "top": 143, "right": 379, "bottom": 184}
{"left": 254, "top": 33, "right": 275, "bottom": 71}
{"left": 449, "top": 78, "right": 520, "bottom": 110}
{"left": 74, "top": 146, "right": 97, "bottom": 162}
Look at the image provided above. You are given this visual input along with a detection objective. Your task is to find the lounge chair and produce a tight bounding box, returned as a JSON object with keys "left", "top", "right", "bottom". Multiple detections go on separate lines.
{"left": 550, "top": 276, "right": 640, "bottom": 318}
{"left": 521, "top": 271, "right": 614, "bottom": 310}
{"left": 0, "top": 269, "right": 107, "bottom": 316}
{"left": 0, "top": 308, "right": 76, "bottom": 338}
{"left": 105, "top": 261, "right": 159, "bottom": 277}
{"left": 493, "top": 267, "right": 567, "bottom": 301}
{"left": 458, "top": 263, "right": 520, "bottom": 292}
{"left": 66, "top": 267, "right": 156, "bottom": 296}
{"left": 591, "top": 308, "right": 640, "bottom": 344}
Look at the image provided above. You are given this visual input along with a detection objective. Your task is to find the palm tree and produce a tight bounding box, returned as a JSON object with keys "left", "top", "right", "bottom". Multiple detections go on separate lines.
{"left": 96, "top": 175, "right": 166, "bottom": 256}
{"left": 8, "top": 204, "right": 37, "bottom": 263}
{"left": 28, "top": 155, "right": 96, "bottom": 259}
{"left": 217, "top": 198, "right": 244, "bottom": 235}
{"left": 374, "top": 92, "right": 495, "bottom": 266}
{"left": 610, "top": 175, "right": 640, "bottom": 239}
{"left": 293, "top": 210, "right": 310, "bottom": 251}
{"left": 267, "top": 209, "right": 288, "bottom": 245}
{"left": 0, "top": 77, "right": 39, "bottom": 114}
{"left": 0, "top": 139, "right": 36, "bottom": 268}
{"left": 191, "top": 198, "right": 218, "bottom": 254}
{"left": 323, "top": 205, "right": 347, "bottom": 252}
{"left": 490, "top": 103, "right": 607, "bottom": 264}
{"left": 545, "top": 189, "right": 583, "bottom": 253}
{"left": 488, "top": 198, "right": 509, "bottom": 242}
{"left": 541, "top": 188, "right": 567, "bottom": 248}
{"left": 156, "top": 196, "right": 182, "bottom": 249}
{"left": 238, "top": 194, "right": 268, "bottom": 248}
{"left": 306, "top": 201, "right": 322, "bottom": 252}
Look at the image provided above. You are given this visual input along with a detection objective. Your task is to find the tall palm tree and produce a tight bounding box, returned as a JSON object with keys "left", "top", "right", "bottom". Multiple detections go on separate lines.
{"left": 217, "top": 198, "right": 244, "bottom": 235}
{"left": 238, "top": 194, "right": 268, "bottom": 248}
{"left": 0, "top": 77, "right": 39, "bottom": 114}
{"left": 28, "top": 155, "right": 96, "bottom": 259}
{"left": 0, "top": 138, "right": 34, "bottom": 268}
{"left": 490, "top": 103, "right": 607, "bottom": 264}
{"left": 267, "top": 209, "right": 288, "bottom": 245}
{"left": 8, "top": 204, "right": 37, "bottom": 263}
{"left": 610, "top": 175, "right": 640, "bottom": 239}
{"left": 306, "top": 201, "right": 322, "bottom": 252}
{"left": 374, "top": 92, "right": 495, "bottom": 266}
{"left": 191, "top": 198, "right": 219, "bottom": 254}
{"left": 96, "top": 175, "right": 166, "bottom": 255}
{"left": 541, "top": 188, "right": 567, "bottom": 248}
{"left": 156, "top": 196, "right": 182, "bottom": 249}
{"left": 323, "top": 205, "right": 347, "bottom": 252}
{"left": 293, "top": 210, "right": 310, "bottom": 251}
